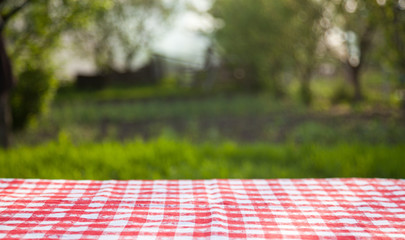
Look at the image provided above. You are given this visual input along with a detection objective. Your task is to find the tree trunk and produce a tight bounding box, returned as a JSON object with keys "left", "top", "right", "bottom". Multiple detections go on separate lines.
{"left": 0, "top": 1, "right": 31, "bottom": 148}
{"left": 0, "top": 35, "right": 15, "bottom": 149}
{"left": 343, "top": 24, "right": 374, "bottom": 103}
{"left": 345, "top": 62, "right": 363, "bottom": 102}
{"left": 399, "top": 71, "right": 405, "bottom": 115}
{"left": 299, "top": 65, "right": 313, "bottom": 106}
{"left": 0, "top": 92, "right": 11, "bottom": 148}
{"left": 244, "top": 64, "right": 261, "bottom": 92}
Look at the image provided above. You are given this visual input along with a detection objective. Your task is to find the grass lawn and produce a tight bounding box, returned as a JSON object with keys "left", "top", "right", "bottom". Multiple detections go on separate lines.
{"left": 15, "top": 82, "right": 405, "bottom": 145}
{"left": 1, "top": 136, "right": 404, "bottom": 180}
{"left": 4, "top": 75, "right": 405, "bottom": 180}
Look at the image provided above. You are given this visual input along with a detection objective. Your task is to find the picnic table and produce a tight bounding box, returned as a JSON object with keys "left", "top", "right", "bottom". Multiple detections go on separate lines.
{"left": 0, "top": 178, "right": 404, "bottom": 239}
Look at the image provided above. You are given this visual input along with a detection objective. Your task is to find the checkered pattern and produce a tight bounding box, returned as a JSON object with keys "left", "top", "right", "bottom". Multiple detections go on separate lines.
{"left": 0, "top": 178, "right": 404, "bottom": 239}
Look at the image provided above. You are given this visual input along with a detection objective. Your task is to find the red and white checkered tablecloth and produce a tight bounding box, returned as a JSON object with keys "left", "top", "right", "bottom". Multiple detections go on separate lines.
{"left": 0, "top": 178, "right": 404, "bottom": 240}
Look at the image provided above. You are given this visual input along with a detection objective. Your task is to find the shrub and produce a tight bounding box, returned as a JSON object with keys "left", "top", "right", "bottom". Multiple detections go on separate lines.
{"left": 300, "top": 83, "right": 312, "bottom": 106}
{"left": 331, "top": 84, "right": 353, "bottom": 104}
{"left": 10, "top": 66, "right": 57, "bottom": 131}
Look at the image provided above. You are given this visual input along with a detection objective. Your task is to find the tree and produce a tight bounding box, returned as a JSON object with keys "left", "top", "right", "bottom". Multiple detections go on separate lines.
{"left": 210, "top": 0, "right": 324, "bottom": 100}
{"left": 0, "top": 0, "right": 111, "bottom": 148}
{"left": 72, "top": 0, "right": 173, "bottom": 73}
{"left": 377, "top": 1, "right": 405, "bottom": 108}
{"left": 324, "top": 0, "right": 386, "bottom": 102}
{"left": 287, "top": 0, "right": 324, "bottom": 105}
{"left": 0, "top": 0, "right": 30, "bottom": 148}
{"left": 211, "top": 0, "right": 288, "bottom": 93}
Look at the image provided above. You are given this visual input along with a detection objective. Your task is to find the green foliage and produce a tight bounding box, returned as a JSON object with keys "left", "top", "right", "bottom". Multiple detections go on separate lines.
{"left": 50, "top": 94, "right": 287, "bottom": 125}
{"left": 322, "top": 0, "right": 405, "bottom": 101}
{"left": 7, "top": 85, "right": 405, "bottom": 180}
{"left": 10, "top": 66, "right": 57, "bottom": 131}
{"left": 18, "top": 89, "right": 401, "bottom": 145}
{"left": 331, "top": 83, "right": 353, "bottom": 104}
{"left": 299, "top": 82, "right": 313, "bottom": 106}
{"left": 73, "top": 0, "right": 173, "bottom": 72}
{"left": 211, "top": 0, "right": 323, "bottom": 96}
{"left": 55, "top": 85, "right": 202, "bottom": 103}
{"left": 364, "top": 1, "right": 405, "bottom": 78}
{"left": 5, "top": 0, "right": 113, "bottom": 71}
{"left": 288, "top": 120, "right": 405, "bottom": 144}
{"left": 2, "top": 0, "right": 114, "bottom": 133}
{"left": 0, "top": 136, "right": 404, "bottom": 179}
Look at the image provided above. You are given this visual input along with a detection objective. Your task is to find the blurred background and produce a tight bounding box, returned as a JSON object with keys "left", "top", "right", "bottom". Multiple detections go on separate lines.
{"left": 0, "top": 0, "right": 404, "bottom": 180}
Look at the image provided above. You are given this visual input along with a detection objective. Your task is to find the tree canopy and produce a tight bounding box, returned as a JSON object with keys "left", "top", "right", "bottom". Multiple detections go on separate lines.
{"left": 211, "top": 0, "right": 324, "bottom": 99}
{"left": 0, "top": 0, "right": 172, "bottom": 144}
{"left": 210, "top": 0, "right": 405, "bottom": 103}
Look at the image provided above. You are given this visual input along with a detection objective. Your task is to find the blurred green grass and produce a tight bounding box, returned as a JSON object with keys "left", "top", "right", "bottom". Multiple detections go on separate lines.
{"left": 23, "top": 91, "right": 404, "bottom": 145}
{"left": 55, "top": 84, "right": 206, "bottom": 103}
{"left": 1, "top": 135, "right": 404, "bottom": 180}
{"left": 6, "top": 73, "right": 405, "bottom": 180}
{"left": 51, "top": 94, "right": 294, "bottom": 124}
